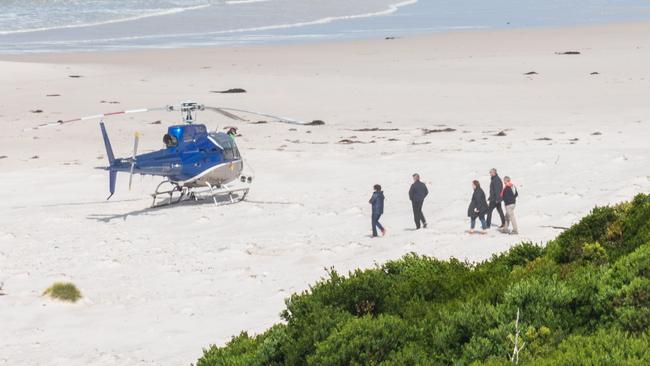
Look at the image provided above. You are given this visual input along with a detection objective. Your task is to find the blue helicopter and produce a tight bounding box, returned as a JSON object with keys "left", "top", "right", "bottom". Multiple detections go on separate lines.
{"left": 31, "top": 101, "right": 319, "bottom": 206}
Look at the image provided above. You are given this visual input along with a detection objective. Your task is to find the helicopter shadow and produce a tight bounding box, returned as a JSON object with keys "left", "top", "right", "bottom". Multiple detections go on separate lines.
{"left": 86, "top": 194, "right": 240, "bottom": 223}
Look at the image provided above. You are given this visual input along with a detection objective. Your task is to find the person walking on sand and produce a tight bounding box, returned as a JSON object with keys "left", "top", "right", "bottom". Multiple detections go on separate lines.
{"left": 468, "top": 180, "right": 489, "bottom": 234}
{"left": 499, "top": 176, "right": 519, "bottom": 235}
{"left": 369, "top": 184, "right": 386, "bottom": 237}
{"left": 409, "top": 173, "right": 428, "bottom": 229}
{"left": 486, "top": 168, "right": 506, "bottom": 229}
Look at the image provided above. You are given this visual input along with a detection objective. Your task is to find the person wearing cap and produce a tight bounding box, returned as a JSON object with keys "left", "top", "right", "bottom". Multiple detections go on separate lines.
{"left": 486, "top": 168, "right": 506, "bottom": 229}
{"left": 499, "top": 176, "right": 519, "bottom": 235}
{"left": 369, "top": 184, "right": 386, "bottom": 237}
{"left": 409, "top": 173, "right": 428, "bottom": 229}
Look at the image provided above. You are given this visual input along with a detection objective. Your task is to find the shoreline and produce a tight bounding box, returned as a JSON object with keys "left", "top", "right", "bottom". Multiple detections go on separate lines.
{"left": 1, "top": 20, "right": 649, "bottom": 61}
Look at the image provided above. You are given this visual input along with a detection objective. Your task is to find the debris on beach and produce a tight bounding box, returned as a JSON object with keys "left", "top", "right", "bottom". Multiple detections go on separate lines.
{"left": 30, "top": 155, "right": 39, "bottom": 159}
{"left": 535, "top": 137, "right": 552, "bottom": 141}
{"left": 150, "top": 120, "right": 162, "bottom": 125}
{"left": 385, "top": 36, "right": 396, "bottom": 40}
{"left": 0, "top": 155, "right": 7, "bottom": 159}
{"left": 591, "top": 131, "right": 603, "bottom": 136}
{"left": 30, "top": 109, "right": 43, "bottom": 113}
{"left": 411, "top": 141, "right": 431, "bottom": 145}
{"left": 68, "top": 75, "right": 83, "bottom": 78}
{"left": 338, "top": 138, "right": 376, "bottom": 144}
{"left": 46, "top": 94, "right": 61, "bottom": 97}
{"left": 570, "top": 138, "right": 579, "bottom": 142}
{"left": 555, "top": 51, "right": 581, "bottom": 55}
{"left": 211, "top": 88, "right": 247, "bottom": 93}
{"left": 495, "top": 131, "right": 507, "bottom": 137}
{"left": 422, "top": 127, "right": 456, "bottom": 135}
{"left": 307, "top": 120, "right": 325, "bottom": 126}
{"left": 251, "top": 120, "right": 268, "bottom": 124}
{"left": 353, "top": 127, "right": 399, "bottom": 132}
{"left": 524, "top": 71, "right": 538, "bottom": 75}
{"left": 590, "top": 72, "right": 600, "bottom": 75}
{"left": 388, "top": 138, "right": 399, "bottom": 141}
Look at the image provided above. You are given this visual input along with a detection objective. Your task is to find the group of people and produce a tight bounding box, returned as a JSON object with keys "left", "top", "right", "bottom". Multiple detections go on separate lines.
{"left": 368, "top": 170, "right": 519, "bottom": 237}
{"left": 468, "top": 168, "right": 518, "bottom": 235}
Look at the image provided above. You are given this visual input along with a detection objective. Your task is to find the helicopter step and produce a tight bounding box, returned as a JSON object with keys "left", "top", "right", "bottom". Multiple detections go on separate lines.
{"left": 151, "top": 180, "right": 249, "bottom": 207}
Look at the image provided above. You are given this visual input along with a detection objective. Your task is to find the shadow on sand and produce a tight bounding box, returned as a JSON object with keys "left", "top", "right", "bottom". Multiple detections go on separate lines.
{"left": 86, "top": 194, "right": 240, "bottom": 223}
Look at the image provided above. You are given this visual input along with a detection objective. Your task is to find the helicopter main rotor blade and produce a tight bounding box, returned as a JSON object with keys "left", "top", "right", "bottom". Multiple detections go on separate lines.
{"left": 203, "top": 107, "right": 247, "bottom": 121}
{"left": 27, "top": 106, "right": 170, "bottom": 131}
{"left": 128, "top": 132, "right": 140, "bottom": 191}
{"left": 204, "top": 106, "right": 312, "bottom": 126}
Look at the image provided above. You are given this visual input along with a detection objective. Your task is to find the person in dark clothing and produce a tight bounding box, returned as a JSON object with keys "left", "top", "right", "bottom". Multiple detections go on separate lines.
{"left": 468, "top": 180, "right": 489, "bottom": 234}
{"left": 499, "top": 176, "right": 519, "bottom": 235}
{"left": 486, "top": 168, "right": 506, "bottom": 229}
{"left": 369, "top": 184, "right": 386, "bottom": 237}
{"left": 409, "top": 173, "right": 428, "bottom": 229}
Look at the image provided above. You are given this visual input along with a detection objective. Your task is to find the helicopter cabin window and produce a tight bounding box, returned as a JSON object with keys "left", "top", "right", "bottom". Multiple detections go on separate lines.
{"left": 183, "top": 128, "right": 195, "bottom": 143}
{"left": 214, "top": 133, "right": 240, "bottom": 160}
{"left": 163, "top": 134, "right": 178, "bottom": 148}
{"left": 182, "top": 125, "right": 206, "bottom": 143}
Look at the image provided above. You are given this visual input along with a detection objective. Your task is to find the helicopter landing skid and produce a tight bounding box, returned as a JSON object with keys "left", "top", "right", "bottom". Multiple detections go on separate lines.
{"left": 151, "top": 180, "right": 186, "bottom": 207}
{"left": 150, "top": 180, "right": 249, "bottom": 207}
{"left": 189, "top": 182, "right": 249, "bottom": 206}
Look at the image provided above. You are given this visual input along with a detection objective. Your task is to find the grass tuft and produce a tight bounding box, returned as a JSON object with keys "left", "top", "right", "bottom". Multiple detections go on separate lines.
{"left": 43, "top": 282, "right": 82, "bottom": 302}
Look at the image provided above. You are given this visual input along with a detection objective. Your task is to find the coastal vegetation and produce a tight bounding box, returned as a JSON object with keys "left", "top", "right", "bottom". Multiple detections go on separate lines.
{"left": 43, "top": 282, "right": 82, "bottom": 302}
{"left": 197, "top": 194, "right": 650, "bottom": 365}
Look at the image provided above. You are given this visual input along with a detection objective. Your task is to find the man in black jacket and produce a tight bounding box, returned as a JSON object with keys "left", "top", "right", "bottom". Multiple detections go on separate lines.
{"left": 369, "top": 184, "right": 386, "bottom": 237}
{"left": 409, "top": 173, "right": 428, "bottom": 229}
{"left": 486, "top": 168, "right": 506, "bottom": 229}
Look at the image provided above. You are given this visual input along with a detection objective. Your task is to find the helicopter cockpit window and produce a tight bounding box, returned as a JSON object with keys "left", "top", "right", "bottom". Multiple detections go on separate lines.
{"left": 163, "top": 134, "right": 178, "bottom": 148}
{"left": 214, "top": 133, "right": 241, "bottom": 160}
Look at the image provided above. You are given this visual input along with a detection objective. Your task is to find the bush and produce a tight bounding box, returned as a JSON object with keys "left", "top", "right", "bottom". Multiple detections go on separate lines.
{"left": 196, "top": 194, "right": 650, "bottom": 365}
{"left": 528, "top": 329, "right": 650, "bottom": 365}
{"left": 307, "top": 315, "right": 415, "bottom": 365}
{"left": 197, "top": 325, "right": 288, "bottom": 366}
{"left": 43, "top": 282, "right": 81, "bottom": 302}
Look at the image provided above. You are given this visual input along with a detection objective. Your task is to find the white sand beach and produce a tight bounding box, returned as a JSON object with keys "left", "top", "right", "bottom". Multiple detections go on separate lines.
{"left": 1, "top": 22, "right": 650, "bottom": 365}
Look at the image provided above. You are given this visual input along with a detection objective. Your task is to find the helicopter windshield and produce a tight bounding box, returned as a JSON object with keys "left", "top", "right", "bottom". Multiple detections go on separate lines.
{"left": 163, "top": 133, "right": 178, "bottom": 148}
{"left": 213, "top": 133, "right": 240, "bottom": 160}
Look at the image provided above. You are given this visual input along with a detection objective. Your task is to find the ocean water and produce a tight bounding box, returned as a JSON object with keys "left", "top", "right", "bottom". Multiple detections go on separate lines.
{"left": 0, "top": 0, "right": 649, "bottom": 53}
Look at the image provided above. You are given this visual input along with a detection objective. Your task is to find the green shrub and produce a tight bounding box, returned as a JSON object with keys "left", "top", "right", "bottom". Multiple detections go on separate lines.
{"left": 528, "top": 329, "right": 650, "bottom": 365}
{"left": 307, "top": 315, "right": 416, "bottom": 366}
{"left": 545, "top": 206, "right": 618, "bottom": 263}
{"left": 196, "top": 194, "right": 650, "bottom": 366}
{"left": 43, "top": 282, "right": 81, "bottom": 302}
{"left": 582, "top": 242, "right": 608, "bottom": 264}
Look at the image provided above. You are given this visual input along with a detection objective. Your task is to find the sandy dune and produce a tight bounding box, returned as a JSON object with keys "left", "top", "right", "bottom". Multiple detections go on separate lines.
{"left": 1, "top": 22, "right": 650, "bottom": 365}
